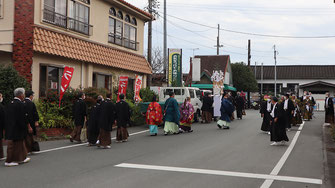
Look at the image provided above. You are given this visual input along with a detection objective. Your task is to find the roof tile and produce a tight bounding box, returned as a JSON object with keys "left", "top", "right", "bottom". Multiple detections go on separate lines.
{"left": 33, "top": 26, "right": 151, "bottom": 74}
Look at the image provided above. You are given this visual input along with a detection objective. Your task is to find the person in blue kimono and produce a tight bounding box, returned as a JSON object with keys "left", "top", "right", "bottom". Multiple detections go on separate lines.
{"left": 217, "top": 91, "right": 235, "bottom": 130}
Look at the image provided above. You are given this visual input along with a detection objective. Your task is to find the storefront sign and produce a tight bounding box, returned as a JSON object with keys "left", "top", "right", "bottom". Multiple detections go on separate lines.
{"left": 59, "top": 66, "right": 74, "bottom": 106}
{"left": 134, "top": 75, "right": 143, "bottom": 102}
{"left": 168, "top": 49, "right": 182, "bottom": 86}
{"left": 117, "top": 76, "right": 128, "bottom": 102}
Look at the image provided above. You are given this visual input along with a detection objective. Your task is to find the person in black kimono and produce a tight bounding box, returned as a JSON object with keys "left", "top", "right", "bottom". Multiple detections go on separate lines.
{"left": 201, "top": 93, "right": 213, "bottom": 123}
{"left": 87, "top": 95, "right": 103, "bottom": 146}
{"left": 23, "top": 91, "right": 40, "bottom": 153}
{"left": 70, "top": 92, "right": 87, "bottom": 143}
{"left": 235, "top": 92, "right": 245, "bottom": 120}
{"left": 0, "top": 93, "right": 5, "bottom": 159}
{"left": 282, "top": 94, "right": 295, "bottom": 131}
{"left": 325, "top": 92, "right": 334, "bottom": 124}
{"left": 5, "top": 88, "right": 31, "bottom": 166}
{"left": 228, "top": 92, "right": 236, "bottom": 121}
{"left": 260, "top": 95, "right": 272, "bottom": 134}
{"left": 270, "top": 97, "right": 289, "bottom": 146}
{"left": 98, "top": 93, "right": 116, "bottom": 149}
{"left": 116, "top": 94, "right": 130, "bottom": 142}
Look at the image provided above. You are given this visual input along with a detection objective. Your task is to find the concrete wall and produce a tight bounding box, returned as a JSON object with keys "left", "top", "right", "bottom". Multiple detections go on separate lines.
{"left": 0, "top": 0, "right": 14, "bottom": 52}
{"left": 34, "top": 0, "right": 145, "bottom": 55}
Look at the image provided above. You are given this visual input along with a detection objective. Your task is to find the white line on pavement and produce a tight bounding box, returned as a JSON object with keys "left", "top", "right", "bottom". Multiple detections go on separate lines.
{"left": 115, "top": 163, "right": 322, "bottom": 185}
{"left": 260, "top": 121, "right": 314, "bottom": 188}
{"left": 33, "top": 129, "right": 149, "bottom": 154}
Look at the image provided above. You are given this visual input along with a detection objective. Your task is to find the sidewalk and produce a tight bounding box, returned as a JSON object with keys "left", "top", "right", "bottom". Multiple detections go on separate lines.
{"left": 322, "top": 124, "right": 335, "bottom": 188}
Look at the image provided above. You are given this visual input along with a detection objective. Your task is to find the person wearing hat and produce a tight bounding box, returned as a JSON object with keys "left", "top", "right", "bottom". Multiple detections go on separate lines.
{"left": 260, "top": 95, "right": 272, "bottom": 134}
{"left": 217, "top": 91, "right": 235, "bottom": 129}
{"left": 270, "top": 97, "right": 289, "bottom": 146}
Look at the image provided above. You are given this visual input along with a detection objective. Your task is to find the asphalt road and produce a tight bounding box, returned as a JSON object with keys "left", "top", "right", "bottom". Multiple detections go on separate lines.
{"left": 0, "top": 110, "right": 324, "bottom": 188}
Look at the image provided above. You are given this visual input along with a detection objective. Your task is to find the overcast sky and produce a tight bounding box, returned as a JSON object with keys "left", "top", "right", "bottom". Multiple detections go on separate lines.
{"left": 128, "top": 0, "right": 335, "bottom": 72}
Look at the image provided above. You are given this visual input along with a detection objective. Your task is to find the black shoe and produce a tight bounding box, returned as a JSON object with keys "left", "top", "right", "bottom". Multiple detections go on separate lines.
{"left": 164, "top": 132, "right": 168, "bottom": 136}
{"left": 70, "top": 137, "right": 73, "bottom": 143}
{"left": 217, "top": 124, "right": 222, "bottom": 129}
{"left": 223, "top": 126, "right": 230, "bottom": 129}
{"left": 188, "top": 130, "right": 193, "bottom": 133}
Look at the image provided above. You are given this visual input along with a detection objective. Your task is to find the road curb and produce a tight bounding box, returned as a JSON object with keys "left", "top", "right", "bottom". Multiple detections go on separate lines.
{"left": 322, "top": 124, "right": 334, "bottom": 188}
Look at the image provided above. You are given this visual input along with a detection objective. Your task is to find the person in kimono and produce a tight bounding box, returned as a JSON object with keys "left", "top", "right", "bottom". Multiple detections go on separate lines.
{"left": 201, "top": 92, "right": 213, "bottom": 123}
{"left": 270, "top": 97, "right": 289, "bottom": 146}
{"left": 302, "top": 96, "right": 313, "bottom": 121}
{"left": 70, "top": 92, "right": 87, "bottom": 143}
{"left": 179, "top": 97, "right": 194, "bottom": 133}
{"left": 235, "top": 92, "right": 245, "bottom": 120}
{"left": 23, "top": 91, "right": 40, "bottom": 153}
{"left": 5, "top": 88, "right": 31, "bottom": 167}
{"left": 282, "top": 94, "right": 294, "bottom": 131}
{"left": 87, "top": 95, "right": 103, "bottom": 146}
{"left": 325, "top": 92, "right": 334, "bottom": 124}
{"left": 0, "top": 93, "right": 4, "bottom": 159}
{"left": 260, "top": 95, "right": 272, "bottom": 134}
{"left": 98, "top": 93, "right": 116, "bottom": 148}
{"left": 116, "top": 94, "right": 131, "bottom": 142}
{"left": 291, "top": 95, "right": 302, "bottom": 126}
{"left": 217, "top": 91, "right": 234, "bottom": 130}
{"left": 146, "top": 95, "right": 162, "bottom": 136}
{"left": 163, "top": 92, "right": 180, "bottom": 135}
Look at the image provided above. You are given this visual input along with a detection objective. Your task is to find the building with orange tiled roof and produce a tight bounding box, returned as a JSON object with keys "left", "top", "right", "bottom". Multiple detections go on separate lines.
{"left": 0, "top": 0, "right": 153, "bottom": 98}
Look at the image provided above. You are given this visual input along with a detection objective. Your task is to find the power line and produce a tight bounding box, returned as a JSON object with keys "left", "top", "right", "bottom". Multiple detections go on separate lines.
{"left": 161, "top": 12, "right": 335, "bottom": 39}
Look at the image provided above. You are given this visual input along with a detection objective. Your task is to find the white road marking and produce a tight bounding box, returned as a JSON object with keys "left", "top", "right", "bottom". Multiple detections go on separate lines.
{"left": 115, "top": 163, "right": 322, "bottom": 185}
{"left": 0, "top": 129, "right": 149, "bottom": 156}
{"left": 260, "top": 121, "right": 315, "bottom": 188}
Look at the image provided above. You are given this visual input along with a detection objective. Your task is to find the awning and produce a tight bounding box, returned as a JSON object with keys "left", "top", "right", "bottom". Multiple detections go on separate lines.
{"left": 191, "top": 84, "right": 237, "bottom": 91}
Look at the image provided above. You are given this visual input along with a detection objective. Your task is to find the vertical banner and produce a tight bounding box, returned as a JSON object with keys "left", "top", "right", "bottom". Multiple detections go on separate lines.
{"left": 134, "top": 75, "right": 143, "bottom": 102}
{"left": 211, "top": 70, "right": 225, "bottom": 117}
{"left": 192, "top": 57, "right": 201, "bottom": 82}
{"left": 59, "top": 66, "right": 74, "bottom": 107}
{"left": 168, "top": 49, "right": 182, "bottom": 86}
{"left": 117, "top": 76, "right": 128, "bottom": 102}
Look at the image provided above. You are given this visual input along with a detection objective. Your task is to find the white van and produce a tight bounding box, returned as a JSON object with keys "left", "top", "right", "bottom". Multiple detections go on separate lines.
{"left": 151, "top": 87, "right": 203, "bottom": 121}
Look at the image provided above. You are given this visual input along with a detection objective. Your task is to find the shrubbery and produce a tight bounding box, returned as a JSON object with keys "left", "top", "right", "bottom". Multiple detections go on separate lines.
{"left": 0, "top": 65, "right": 30, "bottom": 104}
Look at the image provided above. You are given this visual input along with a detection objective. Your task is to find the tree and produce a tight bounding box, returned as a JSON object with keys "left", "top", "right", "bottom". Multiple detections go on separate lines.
{"left": 0, "top": 65, "right": 30, "bottom": 104}
{"left": 231, "top": 62, "right": 258, "bottom": 92}
{"left": 149, "top": 46, "right": 164, "bottom": 74}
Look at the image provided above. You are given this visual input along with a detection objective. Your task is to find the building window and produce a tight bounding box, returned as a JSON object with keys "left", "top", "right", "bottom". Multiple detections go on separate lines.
{"left": 125, "top": 15, "right": 130, "bottom": 23}
{"left": 109, "top": 7, "right": 116, "bottom": 16}
{"left": 0, "top": 0, "right": 4, "bottom": 19}
{"left": 39, "top": 65, "right": 64, "bottom": 97}
{"left": 131, "top": 17, "right": 137, "bottom": 25}
{"left": 93, "top": 73, "right": 112, "bottom": 92}
{"left": 127, "top": 78, "right": 135, "bottom": 93}
{"left": 124, "top": 24, "right": 137, "bottom": 50}
{"left": 42, "top": 0, "right": 92, "bottom": 35}
{"left": 43, "top": 0, "right": 67, "bottom": 28}
{"left": 117, "top": 11, "right": 123, "bottom": 19}
{"left": 69, "top": 1, "right": 90, "bottom": 35}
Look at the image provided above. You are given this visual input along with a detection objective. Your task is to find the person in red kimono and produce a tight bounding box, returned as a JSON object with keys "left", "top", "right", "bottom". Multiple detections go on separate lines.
{"left": 146, "top": 95, "right": 162, "bottom": 136}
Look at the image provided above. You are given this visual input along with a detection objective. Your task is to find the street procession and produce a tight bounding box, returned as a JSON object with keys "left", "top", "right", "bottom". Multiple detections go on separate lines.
{"left": 1, "top": 0, "right": 335, "bottom": 188}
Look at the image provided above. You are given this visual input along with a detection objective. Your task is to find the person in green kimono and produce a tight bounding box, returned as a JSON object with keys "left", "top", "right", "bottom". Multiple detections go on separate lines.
{"left": 163, "top": 92, "right": 180, "bottom": 135}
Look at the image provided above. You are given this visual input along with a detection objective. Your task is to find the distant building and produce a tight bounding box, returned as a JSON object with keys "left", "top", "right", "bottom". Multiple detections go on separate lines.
{"left": 251, "top": 65, "right": 335, "bottom": 110}
{"left": 0, "top": 0, "right": 153, "bottom": 98}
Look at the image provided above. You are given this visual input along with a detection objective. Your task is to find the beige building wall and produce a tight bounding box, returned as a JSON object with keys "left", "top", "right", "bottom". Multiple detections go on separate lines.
{"left": 32, "top": 53, "right": 147, "bottom": 99}
{"left": 0, "top": 0, "right": 14, "bottom": 52}
{"left": 34, "top": 0, "right": 146, "bottom": 56}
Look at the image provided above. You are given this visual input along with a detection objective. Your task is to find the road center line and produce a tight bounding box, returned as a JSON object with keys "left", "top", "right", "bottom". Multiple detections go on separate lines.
{"left": 115, "top": 163, "right": 322, "bottom": 185}
{"left": 260, "top": 121, "right": 312, "bottom": 188}
{"left": 32, "top": 129, "right": 149, "bottom": 154}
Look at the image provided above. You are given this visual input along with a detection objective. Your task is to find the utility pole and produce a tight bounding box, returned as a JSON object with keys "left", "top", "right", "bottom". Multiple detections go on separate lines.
{"left": 214, "top": 24, "right": 223, "bottom": 55}
{"left": 254, "top": 61, "right": 257, "bottom": 78}
{"left": 261, "top": 63, "right": 263, "bottom": 96}
{"left": 163, "top": 0, "right": 168, "bottom": 85}
{"left": 147, "top": 0, "right": 153, "bottom": 87}
{"left": 247, "top": 39, "right": 251, "bottom": 108}
{"left": 274, "top": 45, "right": 278, "bottom": 97}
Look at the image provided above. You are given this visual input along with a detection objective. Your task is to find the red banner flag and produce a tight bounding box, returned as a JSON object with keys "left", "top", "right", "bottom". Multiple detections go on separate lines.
{"left": 134, "top": 75, "right": 143, "bottom": 102}
{"left": 117, "top": 76, "right": 128, "bottom": 102}
{"left": 59, "top": 66, "right": 74, "bottom": 107}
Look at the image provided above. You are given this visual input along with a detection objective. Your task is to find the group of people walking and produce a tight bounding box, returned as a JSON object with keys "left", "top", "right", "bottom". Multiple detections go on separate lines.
{"left": 0, "top": 88, "right": 39, "bottom": 167}
{"left": 259, "top": 92, "right": 317, "bottom": 146}
{"left": 71, "top": 92, "right": 131, "bottom": 148}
